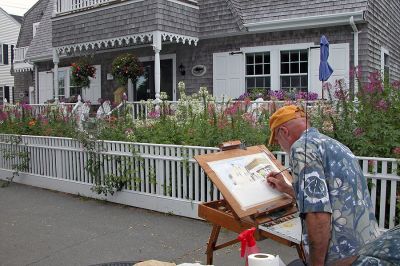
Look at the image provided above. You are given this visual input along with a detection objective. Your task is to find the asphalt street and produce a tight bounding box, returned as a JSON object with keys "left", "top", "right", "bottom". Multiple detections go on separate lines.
{"left": 0, "top": 182, "right": 297, "bottom": 266}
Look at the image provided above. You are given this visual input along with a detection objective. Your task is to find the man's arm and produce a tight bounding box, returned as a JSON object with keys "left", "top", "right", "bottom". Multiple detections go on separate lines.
{"left": 305, "top": 212, "right": 331, "bottom": 266}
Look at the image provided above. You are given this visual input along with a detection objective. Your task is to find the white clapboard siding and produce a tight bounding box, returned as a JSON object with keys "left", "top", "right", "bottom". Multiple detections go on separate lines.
{"left": 213, "top": 52, "right": 245, "bottom": 100}
{"left": 310, "top": 43, "right": 350, "bottom": 98}
{"left": 0, "top": 134, "right": 398, "bottom": 227}
{"left": 0, "top": 9, "right": 21, "bottom": 88}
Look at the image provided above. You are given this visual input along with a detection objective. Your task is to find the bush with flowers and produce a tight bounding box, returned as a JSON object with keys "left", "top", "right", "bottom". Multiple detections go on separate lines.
{"left": 311, "top": 69, "right": 400, "bottom": 158}
{"left": 111, "top": 53, "right": 144, "bottom": 85}
{"left": 70, "top": 59, "right": 96, "bottom": 88}
{"left": 0, "top": 103, "right": 78, "bottom": 137}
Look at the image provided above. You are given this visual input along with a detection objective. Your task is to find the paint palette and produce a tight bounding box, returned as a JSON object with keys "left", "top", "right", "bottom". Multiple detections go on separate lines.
{"left": 259, "top": 213, "right": 302, "bottom": 244}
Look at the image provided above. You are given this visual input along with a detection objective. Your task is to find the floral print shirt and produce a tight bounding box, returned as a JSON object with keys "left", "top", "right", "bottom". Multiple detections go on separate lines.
{"left": 289, "top": 128, "right": 380, "bottom": 263}
{"left": 353, "top": 225, "right": 400, "bottom": 265}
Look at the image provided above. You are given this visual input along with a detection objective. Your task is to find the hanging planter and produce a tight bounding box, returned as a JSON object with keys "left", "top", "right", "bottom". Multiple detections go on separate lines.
{"left": 70, "top": 59, "right": 96, "bottom": 88}
{"left": 111, "top": 53, "right": 144, "bottom": 85}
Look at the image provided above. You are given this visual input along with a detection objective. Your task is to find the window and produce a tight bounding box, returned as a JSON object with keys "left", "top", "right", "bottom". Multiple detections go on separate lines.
{"left": 381, "top": 47, "right": 390, "bottom": 83}
{"left": 280, "top": 50, "right": 308, "bottom": 92}
{"left": 0, "top": 44, "right": 9, "bottom": 65}
{"left": 245, "top": 52, "right": 271, "bottom": 94}
{"left": 58, "top": 70, "right": 66, "bottom": 99}
{"left": 0, "top": 87, "right": 3, "bottom": 103}
{"left": 33, "top": 22, "right": 40, "bottom": 37}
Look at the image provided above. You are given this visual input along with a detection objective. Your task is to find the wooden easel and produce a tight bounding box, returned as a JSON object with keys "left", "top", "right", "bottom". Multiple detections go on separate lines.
{"left": 195, "top": 141, "right": 306, "bottom": 264}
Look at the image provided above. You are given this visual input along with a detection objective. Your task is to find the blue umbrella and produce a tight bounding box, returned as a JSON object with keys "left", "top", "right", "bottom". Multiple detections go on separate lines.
{"left": 319, "top": 35, "right": 334, "bottom": 98}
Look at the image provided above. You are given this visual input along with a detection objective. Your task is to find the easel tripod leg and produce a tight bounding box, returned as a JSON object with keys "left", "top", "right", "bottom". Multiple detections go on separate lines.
{"left": 206, "top": 224, "right": 221, "bottom": 265}
{"left": 296, "top": 244, "right": 307, "bottom": 263}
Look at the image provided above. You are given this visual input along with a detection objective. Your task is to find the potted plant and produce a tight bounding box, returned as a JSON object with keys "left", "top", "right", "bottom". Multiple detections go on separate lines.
{"left": 111, "top": 53, "right": 144, "bottom": 85}
{"left": 70, "top": 59, "right": 96, "bottom": 88}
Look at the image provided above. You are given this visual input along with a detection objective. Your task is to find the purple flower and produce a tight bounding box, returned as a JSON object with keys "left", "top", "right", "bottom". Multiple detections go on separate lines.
{"left": 21, "top": 103, "right": 33, "bottom": 110}
{"left": 269, "top": 90, "right": 286, "bottom": 100}
{"left": 295, "top": 92, "right": 318, "bottom": 100}
{"left": 237, "top": 92, "right": 250, "bottom": 101}
{"left": 375, "top": 99, "right": 388, "bottom": 111}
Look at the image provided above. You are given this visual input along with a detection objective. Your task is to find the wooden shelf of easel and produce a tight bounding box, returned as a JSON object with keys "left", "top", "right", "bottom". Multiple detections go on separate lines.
{"left": 198, "top": 199, "right": 305, "bottom": 265}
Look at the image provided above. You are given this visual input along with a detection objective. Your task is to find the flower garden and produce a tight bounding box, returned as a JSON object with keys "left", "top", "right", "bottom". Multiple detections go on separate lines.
{"left": 0, "top": 71, "right": 399, "bottom": 226}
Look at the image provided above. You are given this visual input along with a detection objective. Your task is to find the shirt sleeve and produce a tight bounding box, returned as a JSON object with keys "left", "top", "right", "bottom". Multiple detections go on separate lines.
{"left": 290, "top": 141, "right": 332, "bottom": 215}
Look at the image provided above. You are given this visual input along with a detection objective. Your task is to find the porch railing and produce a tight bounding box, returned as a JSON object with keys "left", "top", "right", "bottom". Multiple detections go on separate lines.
{"left": 56, "top": 0, "right": 117, "bottom": 14}
{"left": 0, "top": 134, "right": 398, "bottom": 228}
{"left": 124, "top": 100, "right": 320, "bottom": 120}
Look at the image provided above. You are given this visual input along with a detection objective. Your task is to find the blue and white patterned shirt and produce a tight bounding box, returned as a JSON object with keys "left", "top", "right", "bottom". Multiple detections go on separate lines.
{"left": 289, "top": 128, "right": 380, "bottom": 263}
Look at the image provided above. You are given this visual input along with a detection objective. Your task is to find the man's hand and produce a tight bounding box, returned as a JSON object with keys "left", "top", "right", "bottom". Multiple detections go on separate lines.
{"left": 266, "top": 171, "right": 295, "bottom": 198}
{"left": 305, "top": 212, "right": 332, "bottom": 266}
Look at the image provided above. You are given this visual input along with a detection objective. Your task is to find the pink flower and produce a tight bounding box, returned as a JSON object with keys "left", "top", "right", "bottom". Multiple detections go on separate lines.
{"left": 364, "top": 71, "right": 383, "bottom": 94}
{"left": 148, "top": 110, "right": 160, "bottom": 119}
{"left": 353, "top": 127, "right": 364, "bottom": 137}
{"left": 393, "top": 147, "right": 400, "bottom": 155}
{"left": 349, "top": 65, "right": 362, "bottom": 79}
{"left": 0, "top": 111, "right": 8, "bottom": 121}
{"left": 391, "top": 80, "right": 400, "bottom": 89}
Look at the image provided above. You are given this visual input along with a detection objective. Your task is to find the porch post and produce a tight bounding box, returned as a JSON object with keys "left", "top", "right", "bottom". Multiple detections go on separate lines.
{"left": 53, "top": 49, "right": 59, "bottom": 102}
{"left": 152, "top": 31, "right": 162, "bottom": 103}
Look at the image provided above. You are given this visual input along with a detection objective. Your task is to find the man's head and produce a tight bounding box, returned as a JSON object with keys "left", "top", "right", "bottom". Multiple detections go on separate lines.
{"left": 269, "top": 105, "right": 308, "bottom": 152}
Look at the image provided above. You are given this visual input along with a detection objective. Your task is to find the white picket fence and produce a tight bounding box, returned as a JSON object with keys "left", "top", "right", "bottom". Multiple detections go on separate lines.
{"left": 0, "top": 134, "right": 398, "bottom": 228}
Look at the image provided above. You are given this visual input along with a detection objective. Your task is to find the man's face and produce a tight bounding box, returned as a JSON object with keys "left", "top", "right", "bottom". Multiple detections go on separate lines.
{"left": 274, "top": 126, "right": 292, "bottom": 153}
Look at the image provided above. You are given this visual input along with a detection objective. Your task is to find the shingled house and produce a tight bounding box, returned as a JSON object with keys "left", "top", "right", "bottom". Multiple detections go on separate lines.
{"left": 15, "top": 0, "right": 400, "bottom": 103}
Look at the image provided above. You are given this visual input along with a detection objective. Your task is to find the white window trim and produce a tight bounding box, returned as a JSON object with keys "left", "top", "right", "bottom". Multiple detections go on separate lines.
{"left": 241, "top": 43, "right": 314, "bottom": 91}
{"left": 0, "top": 43, "right": 3, "bottom": 65}
{"left": 381, "top": 47, "right": 389, "bottom": 76}
{"left": 33, "top": 22, "right": 40, "bottom": 38}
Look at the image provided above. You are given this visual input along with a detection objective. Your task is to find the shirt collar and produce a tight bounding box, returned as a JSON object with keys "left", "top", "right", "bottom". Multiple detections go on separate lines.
{"left": 300, "top": 127, "right": 318, "bottom": 138}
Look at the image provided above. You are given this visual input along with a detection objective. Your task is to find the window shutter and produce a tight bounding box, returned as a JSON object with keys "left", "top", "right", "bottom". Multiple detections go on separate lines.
{"left": 38, "top": 71, "right": 54, "bottom": 103}
{"left": 3, "top": 44, "right": 9, "bottom": 65}
{"left": 82, "top": 65, "right": 101, "bottom": 103}
{"left": 309, "top": 43, "right": 349, "bottom": 98}
{"left": 213, "top": 52, "right": 245, "bottom": 100}
{"left": 11, "top": 45, "right": 14, "bottom": 64}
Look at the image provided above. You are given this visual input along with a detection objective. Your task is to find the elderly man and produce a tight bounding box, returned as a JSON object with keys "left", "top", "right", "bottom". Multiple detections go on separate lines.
{"left": 266, "top": 105, "right": 380, "bottom": 266}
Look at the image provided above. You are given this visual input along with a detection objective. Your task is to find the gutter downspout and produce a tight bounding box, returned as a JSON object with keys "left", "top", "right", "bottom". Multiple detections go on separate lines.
{"left": 350, "top": 16, "right": 359, "bottom": 98}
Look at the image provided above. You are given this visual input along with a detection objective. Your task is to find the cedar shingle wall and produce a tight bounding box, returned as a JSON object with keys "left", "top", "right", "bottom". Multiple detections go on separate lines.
{"left": 199, "top": 0, "right": 242, "bottom": 38}
{"left": 364, "top": 0, "right": 400, "bottom": 81}
{"left": 158, "top": 0, "right": 199, "bottom": 37}
{"left": 17, "top": 0, "right": 49, "bottom": 48}
{"left": 52, "top": 1, "right": 159, "bottom": 47}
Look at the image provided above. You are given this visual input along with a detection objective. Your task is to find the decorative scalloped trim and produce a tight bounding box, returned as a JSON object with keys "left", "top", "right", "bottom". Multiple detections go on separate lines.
{"left": 161, "top": 32, "right": 199, "bottom": 46}
{"left": 55, "top": 31, "right": 198, "bottom": 54}
{"left": 56, "top": 32, "right": 154, "bottom": 54}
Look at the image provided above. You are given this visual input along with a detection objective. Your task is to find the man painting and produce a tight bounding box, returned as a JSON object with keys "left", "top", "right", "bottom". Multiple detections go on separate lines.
{"left": 266, "top": 105, "right": 380, "bottom": 265}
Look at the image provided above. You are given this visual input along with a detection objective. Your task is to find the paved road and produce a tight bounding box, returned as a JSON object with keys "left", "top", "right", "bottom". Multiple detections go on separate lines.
{"left": 0, "top": 183, "right": 297, "bottom": 266}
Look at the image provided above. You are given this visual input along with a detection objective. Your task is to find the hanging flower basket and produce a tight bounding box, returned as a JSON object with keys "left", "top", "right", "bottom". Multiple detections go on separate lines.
{"left": 71, "top": 60, "right": 96, "bottom": 88}
{"left": 111, "top": 53, "right": 144, "bottom": 85}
